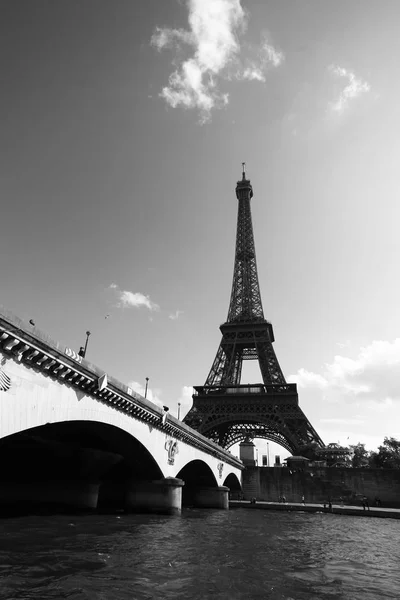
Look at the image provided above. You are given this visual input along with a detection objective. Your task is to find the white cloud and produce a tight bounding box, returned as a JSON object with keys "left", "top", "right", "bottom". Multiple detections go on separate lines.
{"left": 108, "top": 283, "right": 159, "bottom": 311}
{"left": 169, "top": 310, "right": 184, "bottom": 320}
{"left": 151, "top": 1, "right": 283, "bottom": 122}
{"left": 151, "top": 0, "right": 245, "bottom": 121}
{"left": 128, "top": 380, "right": 164, "bottom": 408}
{"left": 119, "top": 291, "right": 159, "bottom": 311}
{"left": 290, "top": 368, "right": 328, "bottom": 390}
{"left": 238, "top": 34, "right": 284, "bottom": 82}
{"left": 317, "top": 428, "right": 386, "bottom": 452}
{"left": 262, "top": 39, "right": 284, "bottom": 68}
{"left": 151, "top": 26, "right": 193, "bottom": 51}
{"left": 177, "top": 385, "right": 194, "bottom": 419}
{"left": 240, "top": 66, "right": 265, "bottom": 82}
{"left": 336, "top": 339, "right": 351, "bottom": 349}
{"left": 329, "top": 64, "right": 370, "bottom": 113}
{"left": 289, "top": 339, "right": 400, "bottom": 402}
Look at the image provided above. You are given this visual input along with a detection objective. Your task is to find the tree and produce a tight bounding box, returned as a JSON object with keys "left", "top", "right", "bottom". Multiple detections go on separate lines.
{"left": 296, "top": 442, "right": 320, "bottom": 461}
{"left": 370, "top": 437, "right": 400, "bottom": 469}
{"left": 349, "top": 443, "right": 371, "bottom": 468}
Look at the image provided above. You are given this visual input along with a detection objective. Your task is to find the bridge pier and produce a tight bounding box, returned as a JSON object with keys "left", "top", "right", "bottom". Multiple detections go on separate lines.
{"left": 125, "top": 477, "right": 185, "bottom": 515}
{"left": 191, "top": 486, "right": 230, "bottom": 509}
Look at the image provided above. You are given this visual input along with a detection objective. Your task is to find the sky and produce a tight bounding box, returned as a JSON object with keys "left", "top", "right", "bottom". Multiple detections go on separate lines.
{"left": 1, "top": 0, "right": 400, "bottom": 460}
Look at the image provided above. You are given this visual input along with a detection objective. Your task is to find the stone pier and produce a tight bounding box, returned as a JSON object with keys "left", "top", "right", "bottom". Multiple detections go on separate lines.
{"left": 191, "top": 485, "right": 230, "bottom": 509}
{"left": 125, "top": 477, "right": 185, "bottom": 515}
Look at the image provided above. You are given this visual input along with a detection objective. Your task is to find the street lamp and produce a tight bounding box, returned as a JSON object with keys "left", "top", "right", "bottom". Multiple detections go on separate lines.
{"left": 79, "top": 330, "right": 91, "bottom": 358}
{"left": 267, "top": 442, "right": 270, "bottom": 467}
{"left": 177, "top": 402, "right": 181, "bottom": 420}
{"left": 144, "top": 377, "right": 149, "bottom": 399}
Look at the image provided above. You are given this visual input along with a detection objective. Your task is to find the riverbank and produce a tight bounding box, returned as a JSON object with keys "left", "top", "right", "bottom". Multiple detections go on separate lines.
{"left": 229, "top": 500, "right": 400, "bottom": 520}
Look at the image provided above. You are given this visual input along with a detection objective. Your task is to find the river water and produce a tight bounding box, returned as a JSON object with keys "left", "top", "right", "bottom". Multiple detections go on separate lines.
{"left": 0, "top": 508, "right": 399, "bottom": 600}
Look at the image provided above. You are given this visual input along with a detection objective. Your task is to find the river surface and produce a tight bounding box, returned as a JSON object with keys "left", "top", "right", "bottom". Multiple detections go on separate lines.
{"left": 0, "top": 508, "right": 399, "bottom": 600}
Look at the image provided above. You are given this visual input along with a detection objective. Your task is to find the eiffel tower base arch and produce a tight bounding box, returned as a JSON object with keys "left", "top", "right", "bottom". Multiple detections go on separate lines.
{"left": 184, "top": 384, "right": 323, "bottom": 454}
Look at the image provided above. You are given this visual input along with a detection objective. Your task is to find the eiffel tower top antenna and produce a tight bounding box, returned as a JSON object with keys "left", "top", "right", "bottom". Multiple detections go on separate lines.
{"left": 242, "top": 162, "right": 246, "bottom": 179}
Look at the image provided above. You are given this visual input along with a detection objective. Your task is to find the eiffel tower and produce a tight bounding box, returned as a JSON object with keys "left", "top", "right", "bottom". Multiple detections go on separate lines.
{"left": 184, "top": 166, "right": 324, "bottom": 453}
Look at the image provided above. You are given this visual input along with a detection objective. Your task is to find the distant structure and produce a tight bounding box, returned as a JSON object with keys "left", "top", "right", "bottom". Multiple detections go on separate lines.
{"left": 316, "top": 443, "right": 352, "bottom": 467}
{"left": 184, "top": 166, "right": 324, "bottom": 454}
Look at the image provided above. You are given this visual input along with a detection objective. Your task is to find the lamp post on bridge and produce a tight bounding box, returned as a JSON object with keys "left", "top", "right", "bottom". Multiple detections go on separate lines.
{"left": 144, "top": 377, "right": 149, "bottom": 399}
{"left": 177, "top": 402, "right": 181, "bottom": 420}
{"left": 79, "top": 330, "right": 91, "bottom": 358}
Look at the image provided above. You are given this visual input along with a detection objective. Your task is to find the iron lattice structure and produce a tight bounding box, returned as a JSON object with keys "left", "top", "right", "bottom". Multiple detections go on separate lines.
{"left": 184, "top": 168, "right": 324, "bottom": 453}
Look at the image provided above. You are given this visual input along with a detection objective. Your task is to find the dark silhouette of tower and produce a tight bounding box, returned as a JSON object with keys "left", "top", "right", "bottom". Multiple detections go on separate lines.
{"left": 184, "top": 166, "right": 324, "bottom": 453}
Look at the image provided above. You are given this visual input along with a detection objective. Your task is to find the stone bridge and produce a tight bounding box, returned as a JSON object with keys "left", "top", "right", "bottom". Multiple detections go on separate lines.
{"left": 0, "top": 307, "right": 243, "bottom": 514}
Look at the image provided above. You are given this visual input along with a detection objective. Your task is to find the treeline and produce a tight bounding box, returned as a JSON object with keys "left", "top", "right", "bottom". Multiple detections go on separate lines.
{"left": 298, "top": 437, "right": 400, "bottom": 468}
{"left": 348, "top": 437, "right": 400, "bottom": 469}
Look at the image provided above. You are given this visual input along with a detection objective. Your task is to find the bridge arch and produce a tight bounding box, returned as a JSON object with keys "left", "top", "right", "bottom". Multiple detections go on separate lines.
{"left": 177, "top": 459, "right": 216, "bottom": 507}
{"left": 0, "top": 420, "right": 162, "bottom": 478}
{"left": 223, "top": 472, "right": 242, "bottom": 494}
{"left": 0, "top": 419, "right": 168, "bottom": 512}
{"left": 177, "top": 459, "right": 218, "bottom": 487}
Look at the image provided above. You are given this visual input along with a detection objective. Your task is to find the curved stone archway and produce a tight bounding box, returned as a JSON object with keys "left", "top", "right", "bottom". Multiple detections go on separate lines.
{"left": 0, "top": 420, "right": 165, "bottom": 512}
{"left": 176, "top": 460, "right": 229, "bottom": 509}
{"left": 223, "top": 472, "right": 242, "bottom": 493}
{"left": 177, "top": 459, "right": 218, "bottom": 488}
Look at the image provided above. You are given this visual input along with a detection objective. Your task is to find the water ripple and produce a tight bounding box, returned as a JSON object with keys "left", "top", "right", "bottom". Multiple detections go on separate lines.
{"left": 0, "top": 511, "right": 399, "bottom": 599}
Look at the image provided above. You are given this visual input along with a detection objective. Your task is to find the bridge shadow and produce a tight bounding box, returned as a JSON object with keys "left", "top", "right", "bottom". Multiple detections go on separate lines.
{"left": 224, "top": 472, "right": 242, "bottom": 496}
{"left": 0, "top": 421, "right": 163, "bottom": 515}
{"left": 177, "top": 461, "right": 241, "bottom": 508}
{"left": 178, "top": 460, "right": 217, "bottom": 507}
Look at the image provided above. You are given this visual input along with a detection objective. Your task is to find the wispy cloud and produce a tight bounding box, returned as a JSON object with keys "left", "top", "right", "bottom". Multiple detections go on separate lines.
{"left": 262, "top": 39, "right": 284, "bottom": 68}
{"left": 329, "top": 65, "right": 370, "bottom": 114}
{"left": 169, "top": 310, "right": 184, "bottom": 321}
{"left": 128, "top": 380, "right": 164, "bottom": 408}
{"left": 291, "top": 368, "right": 329, "bottom": 390}
{"left": 336, "top": 340, "right": 351, "bottom": 349}
{"left": 289, "top": 339, "right": 400, "bottom": 402}
{"left": 320, "top": 417, "right": 365, "bottom": 425}
{"left": 109, "top": 283, "right": 159, "bottom": 311}
{"left": 177, "top": 385, "right": 194, "bottom": 419}
{"left": 239, "top": 35, "right": 284, "bottom": 82}
{"left": 151, "top": 1, "right": 283, "bottom": 122}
